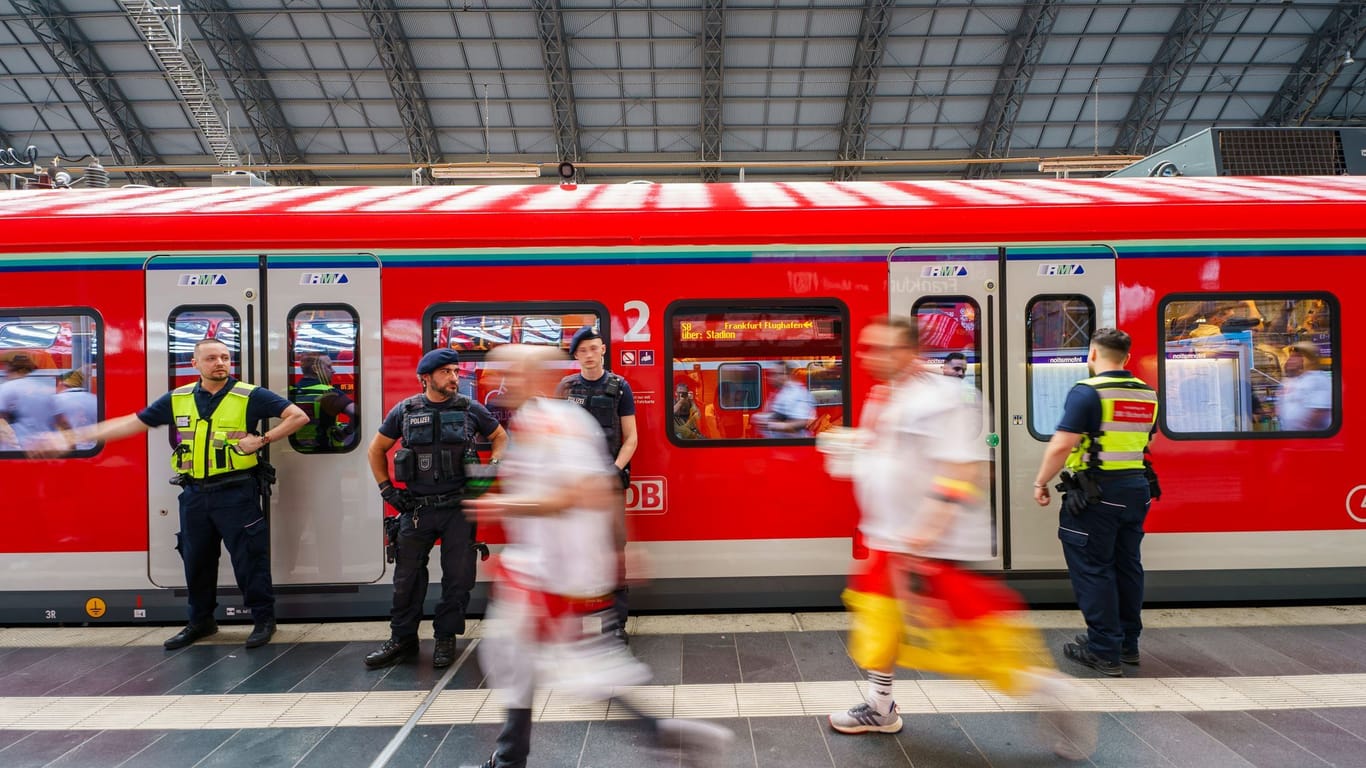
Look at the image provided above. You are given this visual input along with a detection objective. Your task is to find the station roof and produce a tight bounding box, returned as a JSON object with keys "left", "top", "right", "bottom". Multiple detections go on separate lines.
{"left": 1, "top": 1, "right": 1363, "bottom": 185}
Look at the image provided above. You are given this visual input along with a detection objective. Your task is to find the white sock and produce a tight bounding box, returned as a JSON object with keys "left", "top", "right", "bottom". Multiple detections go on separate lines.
{"left": 865, "top": 670, "right": 895, "bottom": 714}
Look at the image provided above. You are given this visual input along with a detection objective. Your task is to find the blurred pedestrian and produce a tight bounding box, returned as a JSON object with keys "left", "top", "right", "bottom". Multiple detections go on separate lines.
{"left": 469, "top": 344, "right": 732, "bottom": 768}
{"left": 825, "top": 316, "right": 1092, "bottom": 759}
{"left": 1277, "top": 341, "right": 1332, "bottom": 431}
{"left": 754, "top": 363, "right": 816, "bottom": 438}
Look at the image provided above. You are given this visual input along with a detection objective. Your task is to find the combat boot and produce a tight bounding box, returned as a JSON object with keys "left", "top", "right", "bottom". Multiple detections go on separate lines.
{"left": 433, "top": 636, "right": 457, "bottom": 668}
{"left": 364, "top": 636, "right": 418, "bottom": 669}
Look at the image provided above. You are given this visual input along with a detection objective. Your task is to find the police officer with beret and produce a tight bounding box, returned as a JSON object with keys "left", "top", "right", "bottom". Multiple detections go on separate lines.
{"left": 365, "top": 348, "right": 508, "bottom": 669}
{"left": 30, "top": 338, "right": 310, "bottom": 650}
{"left": 556, "top": 326, "right": 638, "bottom": 641}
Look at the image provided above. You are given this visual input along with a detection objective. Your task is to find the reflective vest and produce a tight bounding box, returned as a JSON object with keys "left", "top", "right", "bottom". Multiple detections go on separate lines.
{"left": 397, "top": 394, "right": 472, "bottom": 494}
{"left": 170, "top": 381, "right": 258, "bottom": 478}
{"left": 292, "top": 382, "right": 342, "bottom": 450}
{"left": 559, "top": 372, "right": 625, "bottom": 459}
{"left": 1065, "top": 373, "right": 1157, "bottom": 473}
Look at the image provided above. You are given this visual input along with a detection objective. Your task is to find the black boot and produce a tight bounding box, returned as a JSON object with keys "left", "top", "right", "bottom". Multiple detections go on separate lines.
{"left": 164, "top": 620, "right": 218, "bottom": 650}
{"left": 245, "top": 619, "right": 276, "bottom": 649}
{"left": 433, "top": 636, "right": 457, "bottom": 668}
{"left": 364, "top": 636, "right": 418, "bottom": 669}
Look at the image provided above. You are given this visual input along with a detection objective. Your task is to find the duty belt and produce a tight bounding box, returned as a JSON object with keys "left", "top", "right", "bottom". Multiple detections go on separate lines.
{"left": 172, "top": 471, "right": 255, "bottom": 491}
{"left": 412, "top": 490, "right": 464, "bottom": 509}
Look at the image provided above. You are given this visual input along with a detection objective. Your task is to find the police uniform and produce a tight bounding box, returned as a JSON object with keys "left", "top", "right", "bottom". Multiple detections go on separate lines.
{"left": 137, "top": 378, "right": 293, "bottom": 648}
{"left": 557, "top": 327, "right": 636, "bottom": 635}
{"left": 1053, "top": 370, "right": 1158, "bottom": 666}
{"left": 367, "top": 349, "right": 501, "bottom": 668}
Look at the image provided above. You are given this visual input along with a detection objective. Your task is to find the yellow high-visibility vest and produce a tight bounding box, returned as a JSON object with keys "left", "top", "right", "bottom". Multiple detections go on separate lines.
{"left": 1065, "top": 374, "right": 1157, "bottom": 472}
{"left": 170, "top": 382, "right": 258, "bottom": 478}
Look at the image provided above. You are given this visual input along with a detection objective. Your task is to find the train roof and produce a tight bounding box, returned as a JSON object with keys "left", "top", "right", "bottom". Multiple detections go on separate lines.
{"left": 4, "top": 176, "right": 1366, "bottom": 255}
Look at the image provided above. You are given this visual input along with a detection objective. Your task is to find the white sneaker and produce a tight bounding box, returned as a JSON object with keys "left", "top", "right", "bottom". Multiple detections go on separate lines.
{"left": 657, "top": 719, "right": 735, "bottom": 767}
{"left": 829, "top": 701, "right": 903, "bottom": 734}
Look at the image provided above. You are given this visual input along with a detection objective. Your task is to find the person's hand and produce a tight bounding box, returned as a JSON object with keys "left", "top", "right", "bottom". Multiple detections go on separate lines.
{"left": 1033, "top": 483, "right": 1051, "bottom": 506}
{"left": 380, "top": 482, "right": 416, "bottom": 515}
{"left": 466, "top": 494, "right": 519, "bottom": 521}
{"left": 235, "top": 434, "right": 267, "bottom": 455}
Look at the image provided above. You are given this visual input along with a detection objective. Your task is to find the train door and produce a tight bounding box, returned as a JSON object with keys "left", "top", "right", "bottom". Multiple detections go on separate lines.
{"left": 889, "top": 247, "right": 1005, "bottom": 566}
{"left": 145, "top": 254, "right": 383, "bottom": 590}
{"left": 1002, "top": 246, "right": 1114, "bottom": 569}
{"left": 887, "top": 245, "right": 1114, "bottom": 570}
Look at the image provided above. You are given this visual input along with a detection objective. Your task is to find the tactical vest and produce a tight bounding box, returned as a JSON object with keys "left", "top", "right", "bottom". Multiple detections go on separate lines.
{"left": 562, "top": 372, "right": 625, "bottom": 459}
{"left": 170, "top": 381, "right": 259, "bottom": 478}
{"left": 395, "top": 393, "right": 472, "bottom": 494}
{"left": 292, "top": 382, "right": 341, "bottom": 450}
{"left": 1065, "top": 373, "right": 1158, "bottom": 473}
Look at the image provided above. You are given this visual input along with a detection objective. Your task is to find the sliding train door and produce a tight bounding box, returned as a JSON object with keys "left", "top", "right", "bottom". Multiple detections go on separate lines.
{"left": 889, "top": 247, "right": 1006, "bottom": 566}
{"left": 145, "top": 254, "right": 383, "bottom": 593}
{"left": 1001, "top": 246, "right": 1114, "bottom": 569}
{"left": 888, "top": 245, "right": 1115, "bottom": 570}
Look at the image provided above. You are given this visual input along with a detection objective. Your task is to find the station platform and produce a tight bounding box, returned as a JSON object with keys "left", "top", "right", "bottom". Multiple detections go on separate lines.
{"left": 3, "top": 605, "right": 1366, "bottom": 768}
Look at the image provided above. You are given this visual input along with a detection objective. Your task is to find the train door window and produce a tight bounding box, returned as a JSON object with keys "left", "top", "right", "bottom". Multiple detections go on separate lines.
{"left": 0, "top": 310, "right": 102, "bottom": 457}
{"left": 168, "top": 306, "right": 241, "bottom": 392}
{"left": 287, "top": 306, "right": 360, "bottom": 454}
{"left": 913, "top": 297, "right": 982, "bottom": 390}
{"left": 1025, "top": 296, "right": 1095, "bottom": 438}
{"left": 425, "top": 302, "right": 608, "bottom": 439}
{"left": 666, "top": 301, "right": 849, "bottom": 444}
{"left": 1161, "top": 295, "right": 1338, "bottom": 436}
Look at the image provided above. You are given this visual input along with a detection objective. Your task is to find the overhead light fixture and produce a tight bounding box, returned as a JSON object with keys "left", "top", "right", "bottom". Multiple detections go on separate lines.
{"left": 428, "top": 163, "right": 542, "bottom": 179}
{"left": 1346, "top": 51, "right": 1356, "bottom": 66}
{"left": 1037, "top": 155, "right": 1138, "bottom": 177}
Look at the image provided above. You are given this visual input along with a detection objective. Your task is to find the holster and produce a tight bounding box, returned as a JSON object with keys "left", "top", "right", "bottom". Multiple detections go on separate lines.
{"left": 256, "top": 460, "right": 278, "bottom": 499}
{"left": 1145, "top": 464, "right": 1162, "bottom": 501}
{"left": 1056, "top": 470, "right": 1101, "bottom": 516}
{"left": 383, "top": 514, "right": 402, "bottom": 563}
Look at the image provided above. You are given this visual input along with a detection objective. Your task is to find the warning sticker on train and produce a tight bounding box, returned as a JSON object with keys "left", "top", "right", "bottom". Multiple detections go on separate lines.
{"left": 620, "top": 350, "right": 636, "bottom": 366}
{"left": 85, "top": 597, "right": 107, "bottom": 618}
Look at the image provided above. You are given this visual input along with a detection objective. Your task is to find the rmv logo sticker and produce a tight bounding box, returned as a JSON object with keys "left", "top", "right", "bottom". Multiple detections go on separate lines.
{"left": 178, "top": 273, "right": 228, "bottom": 286}
{"left": 1038, "top": 264, "right": 1086, "bottom": 276}
{"left": 300, "top": 272, "right": 350, "bottom": 285}
{"left": 921, "top": 265, "right": 968, "bottom": 278}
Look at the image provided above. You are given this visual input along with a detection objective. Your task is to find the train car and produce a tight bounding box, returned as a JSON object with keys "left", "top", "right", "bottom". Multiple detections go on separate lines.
{"left": 1, "top": 176, "right": 1361, "bottom": 625}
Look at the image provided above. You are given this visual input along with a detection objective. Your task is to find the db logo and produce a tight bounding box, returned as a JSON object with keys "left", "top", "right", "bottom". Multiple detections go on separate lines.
{"left": 626, "top": 477, "right": 666, "bottom": 514}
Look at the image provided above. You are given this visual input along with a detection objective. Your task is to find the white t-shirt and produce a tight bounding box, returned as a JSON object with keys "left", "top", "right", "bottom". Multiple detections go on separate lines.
{"left": 53, "top": 388, "right": 98, "bottom": 449}
{"left": 852, "top": 373, "right": 991, "bottom": 560}
{"left": 0, "top": 375, "right": 56, "bottom": 448}
{"left": 497, "top": 397, "right": 617, "bottom": 597}
{"left": 1278, "top": 370, "right": 1332, "bottom": 431}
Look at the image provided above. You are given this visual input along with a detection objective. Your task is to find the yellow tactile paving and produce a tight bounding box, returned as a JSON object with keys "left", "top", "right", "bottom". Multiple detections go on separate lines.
{"left": 4, "top": 673, "right": 1366, "bottom": 731}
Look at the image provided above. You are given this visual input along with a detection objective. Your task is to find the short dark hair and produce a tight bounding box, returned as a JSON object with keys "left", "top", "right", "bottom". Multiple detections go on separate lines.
{"left": 944, "top": 352, "right": 967, "bottom": 364}
{"left": 867, "top": 314, "right": 919, "bottom": 350}
{"left": 1090, "top": 328, "right": 1131, "bottom": 357}
{"left": 193, "top": 338, "right": 230, "bottom": 355}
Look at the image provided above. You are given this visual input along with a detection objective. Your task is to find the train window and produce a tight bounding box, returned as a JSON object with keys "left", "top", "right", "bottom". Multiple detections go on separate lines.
{"left": 287, "top": 306, "right": 360, "bottom": 454}
{"left": 666, "top": 301, "right": 849, "bottom": 444}
{"left": 1161, "top": 295, "right": 1338, "bottom": 437}
{"left": 913, "top": 296, "right": 982, "bottom": 387}
{"left": 1025, "top": 296, "right": 1095, "bottom": 438}
{"left": 168, "top": 306, "right": 241, "bottom": 392}
{"left": 0, "top": 310, "right": 103, "bottom": 457}
{"left": 426, "top": 302, "right": 609, "bottom": 438}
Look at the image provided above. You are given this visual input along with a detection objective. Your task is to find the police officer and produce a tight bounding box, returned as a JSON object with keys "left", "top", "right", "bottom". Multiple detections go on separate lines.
{"left": 365, "top": 348, "right": 508, "bottom": 669}
{"left": 1033, "top": 328, "right": 1158, "bottom": 677}
{"left": 31, "top": 338, "right": 309, "bottom": 650}
{"left": 556, "top": 326, "right": 637, "bottom": 641}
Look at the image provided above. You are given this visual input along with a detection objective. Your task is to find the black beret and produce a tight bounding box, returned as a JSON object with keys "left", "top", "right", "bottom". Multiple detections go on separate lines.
{"left": 416, "top": 348, "right": 460, "bottom": 375}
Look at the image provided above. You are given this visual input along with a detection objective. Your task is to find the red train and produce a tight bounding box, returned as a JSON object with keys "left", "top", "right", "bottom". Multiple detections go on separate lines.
{"left": 1, "top": 176, "right": 1360, "bottom": 624}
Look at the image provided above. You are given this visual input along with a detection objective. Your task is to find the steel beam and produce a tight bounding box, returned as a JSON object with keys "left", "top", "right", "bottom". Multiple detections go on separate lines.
{"left": 965, "top": 0, "right": 1060, "bottom": 179}
{"left": 359, "top": 0, "right": 443, "bottom": 183}
{"left": 13, "top": 0, "right": 180, "bottom": 186}
{"left": 699, "top": 0, "right": 725, "bottom": 183}
{"left": 533, "top": 0, "right": 583, "bottom": 173}
{"left": 183, "top": 0, "right": 316, "bottom": 185}
{"left": 834, "top": 0, "right": 895, "bottom": 181}
{"left": 1261, "top": 0, "right": 1366, "bottom": 126}
{"left": 1111, "top": 1, "right": 1228, "bottom": 155}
